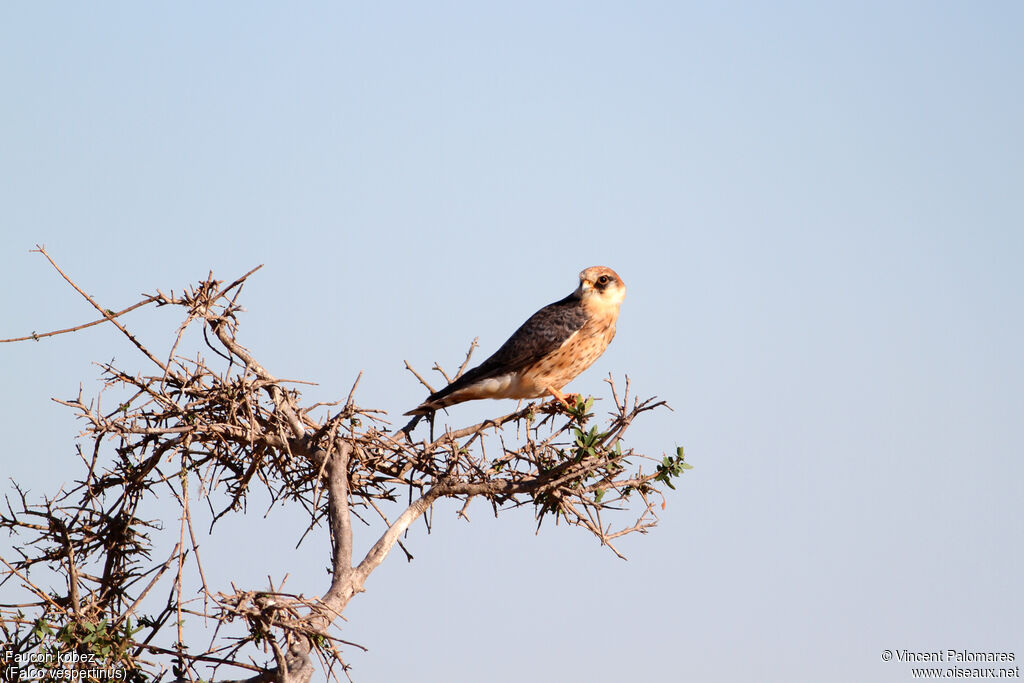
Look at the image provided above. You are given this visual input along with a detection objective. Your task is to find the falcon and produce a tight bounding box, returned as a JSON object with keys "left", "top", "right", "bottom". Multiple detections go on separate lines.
{"left": 405, "top": 266, "right": 626, "bottom": 417}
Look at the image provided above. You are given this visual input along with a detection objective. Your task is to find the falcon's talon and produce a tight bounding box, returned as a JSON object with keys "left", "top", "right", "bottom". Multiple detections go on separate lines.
{"left": 403, "top": 267, "right": 626, "bottom": 424}
{"left": 545, "top": 386, "right": 577, "bottom": 411}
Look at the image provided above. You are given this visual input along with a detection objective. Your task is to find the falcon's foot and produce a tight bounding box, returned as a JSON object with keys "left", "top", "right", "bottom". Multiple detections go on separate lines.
{"left": 545, "top": 386, "right": 581, "bottom": 411}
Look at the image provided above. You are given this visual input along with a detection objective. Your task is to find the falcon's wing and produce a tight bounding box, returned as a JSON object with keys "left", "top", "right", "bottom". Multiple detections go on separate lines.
{"left": 426, "top": 294, "right": 587, "bottom": 404}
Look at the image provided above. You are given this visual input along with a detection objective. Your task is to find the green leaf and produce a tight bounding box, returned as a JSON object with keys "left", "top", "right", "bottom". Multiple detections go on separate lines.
{"left": 33, "top": 618, "right": 54, "bottom": 638}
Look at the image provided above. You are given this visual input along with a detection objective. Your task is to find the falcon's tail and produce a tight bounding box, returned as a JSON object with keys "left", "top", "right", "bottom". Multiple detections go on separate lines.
{"left": 403, "top": 367, "right": 495, "bottom": 416}
{"left": 403, "top": 399, "right": 444, "bottom": 417}
{"left": 402, "top": 386, "right": 470, "bottom": 416}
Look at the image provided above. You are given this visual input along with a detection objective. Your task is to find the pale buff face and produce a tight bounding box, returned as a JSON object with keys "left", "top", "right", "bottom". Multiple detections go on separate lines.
{"left": 577, "top": 266, "right": 626, "bottom": 309}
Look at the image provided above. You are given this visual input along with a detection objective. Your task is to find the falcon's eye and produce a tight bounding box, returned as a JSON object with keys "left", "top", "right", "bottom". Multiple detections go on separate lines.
{"left": 597, "top": 275, "right": 610, "bottom": 286}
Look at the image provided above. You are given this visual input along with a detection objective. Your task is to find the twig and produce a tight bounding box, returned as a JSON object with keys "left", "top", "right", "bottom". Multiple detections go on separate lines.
{"left": 0, "top": 296, "right": 160, "bottom": 343}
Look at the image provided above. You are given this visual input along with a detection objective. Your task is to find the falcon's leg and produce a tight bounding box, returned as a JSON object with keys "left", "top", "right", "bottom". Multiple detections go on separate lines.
{"left": 545, "top": 386, "right": 580, "bottom": 411}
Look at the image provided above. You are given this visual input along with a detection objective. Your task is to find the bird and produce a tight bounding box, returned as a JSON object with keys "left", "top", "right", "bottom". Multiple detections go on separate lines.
{"left": 405, "top": 266, "right": 626, "bottom": 417}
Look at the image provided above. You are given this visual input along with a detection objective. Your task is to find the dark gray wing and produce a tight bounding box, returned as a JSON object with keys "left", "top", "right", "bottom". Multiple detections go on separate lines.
{"left": 425, "top": 293, "right": 587, "bottom": 404}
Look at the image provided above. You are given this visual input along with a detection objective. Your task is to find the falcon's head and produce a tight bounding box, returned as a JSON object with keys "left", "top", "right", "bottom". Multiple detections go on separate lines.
{"left": 577, "top": 266, "right": 626, "bottom": 309}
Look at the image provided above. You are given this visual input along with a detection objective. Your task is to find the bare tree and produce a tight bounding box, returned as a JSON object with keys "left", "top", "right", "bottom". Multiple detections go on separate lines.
{"left": 0, "top": 248, "right": 689, "bottom": 683}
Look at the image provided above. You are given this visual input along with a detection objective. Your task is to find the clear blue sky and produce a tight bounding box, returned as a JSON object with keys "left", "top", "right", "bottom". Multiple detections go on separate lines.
{"left": 2, "top": 3, "right": 1022, "bottom": 682}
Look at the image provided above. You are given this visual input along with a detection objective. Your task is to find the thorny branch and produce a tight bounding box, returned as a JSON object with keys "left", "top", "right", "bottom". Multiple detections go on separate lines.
{"left": 0, "top": 247, "right": 688, "bottom": 683}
